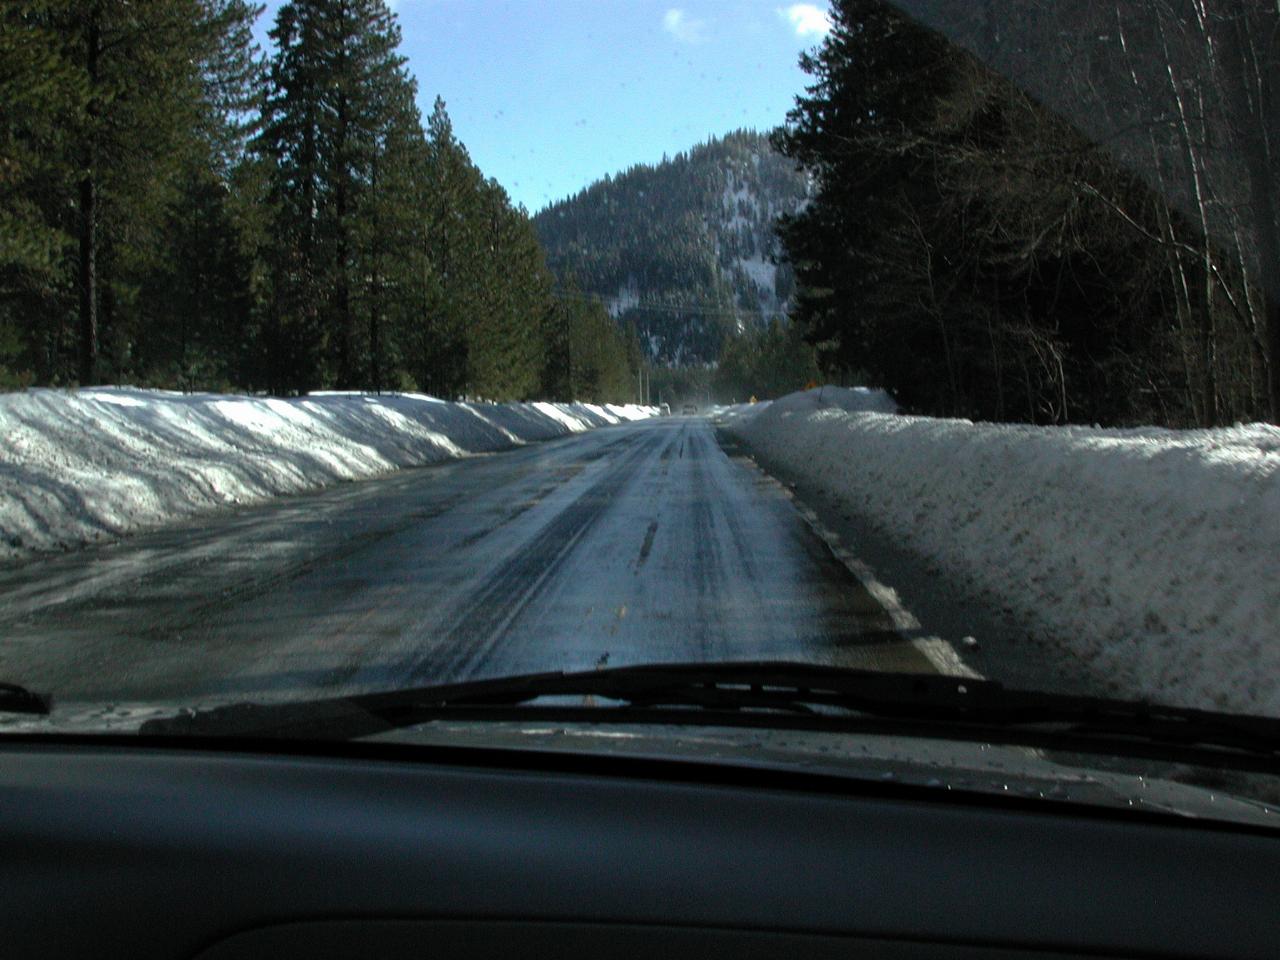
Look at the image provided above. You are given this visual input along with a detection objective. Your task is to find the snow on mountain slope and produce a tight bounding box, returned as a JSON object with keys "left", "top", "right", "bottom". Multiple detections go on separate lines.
{"left": 0, "top": 388, "right": 653, "bottom": 562}
{"left": 534, "top": 130, "right": 809, "bottom": 363}
{"left": 723, "top": 387, "right": 1280, "bottom": 716}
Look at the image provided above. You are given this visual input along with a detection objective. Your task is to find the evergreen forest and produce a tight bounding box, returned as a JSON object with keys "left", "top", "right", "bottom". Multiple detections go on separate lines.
{"left": 0, "top": 0, "right": 640, "bottom": 402}
{"left": 777, "top": 0, "right": 1280, "bottom": 425}
{"left": 7, "top": 1, "right": 1279, "bottom": 424}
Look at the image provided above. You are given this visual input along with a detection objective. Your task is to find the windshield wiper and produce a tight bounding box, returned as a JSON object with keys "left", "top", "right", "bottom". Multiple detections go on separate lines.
{"left": 0, "top": 682, "right": 52, "bottom": 716}
{"left": 138, "top": 661, "right": 1280, "bottom": 775}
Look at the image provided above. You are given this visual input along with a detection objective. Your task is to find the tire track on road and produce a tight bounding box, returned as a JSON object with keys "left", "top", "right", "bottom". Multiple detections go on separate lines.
{"left": 410, "top": 428, "right": 667, "bottom": 683}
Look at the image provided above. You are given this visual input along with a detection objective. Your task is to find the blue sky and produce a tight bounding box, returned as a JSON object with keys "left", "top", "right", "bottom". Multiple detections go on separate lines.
{"left": 252, "top": 1, "right": 831, "bottom": 212}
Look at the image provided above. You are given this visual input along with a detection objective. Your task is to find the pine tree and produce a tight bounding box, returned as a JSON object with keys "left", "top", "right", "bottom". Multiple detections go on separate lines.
{"left": 0, "top": 0, "right": 262, "bottom": 387}
{"left": 135, "top": 168, "right": 256, "bottom": 389}
{"left": 0, "top": 2, "right": 85, "bottom": 384}
{"left": 133, "top": 0, "right": 264, "bottom": 389}
{"left": 257, "top": 0, "right": 421, "bottom": 392}
{"left": 415, "top": 96, "right": 486, "bottom": 397}
{"left": 466, "top": 180, "right": 550, "bottom": 400}
{"left": 773, "top": 0, "right": 957, "bottom": 383}
{"left": 257, "top": 0, "right": 326, "bottom": 391}
{"left": 75, "top": 0, "right": 259, "bottom": 385}
{"left": 357, "top": 80, "right": 427, "bottom": 392}
{"left": 0, "top": 3, "right": 82, "bottom": 284}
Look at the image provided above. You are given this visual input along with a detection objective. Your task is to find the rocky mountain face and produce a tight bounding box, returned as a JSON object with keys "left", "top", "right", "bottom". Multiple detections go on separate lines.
{"left": 533, "top": 130, "right": 810, "bottom": 364}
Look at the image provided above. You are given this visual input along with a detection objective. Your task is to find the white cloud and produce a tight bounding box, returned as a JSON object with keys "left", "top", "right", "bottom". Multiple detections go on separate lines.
{"left": 663, "top": 8, "right": 708, "bottom": 44}
{"left": 779, "top": 3, "right": 832, "bottom": 38}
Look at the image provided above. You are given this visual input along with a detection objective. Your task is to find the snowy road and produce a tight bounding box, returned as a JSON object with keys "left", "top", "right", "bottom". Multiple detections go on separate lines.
{"left": 0, "top": 417, "right": 939, "bottom": 705}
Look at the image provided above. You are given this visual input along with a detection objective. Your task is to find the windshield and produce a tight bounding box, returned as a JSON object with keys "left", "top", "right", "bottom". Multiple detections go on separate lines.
{"left": 1, "top": 0, "right": 1278, "bottom": 826}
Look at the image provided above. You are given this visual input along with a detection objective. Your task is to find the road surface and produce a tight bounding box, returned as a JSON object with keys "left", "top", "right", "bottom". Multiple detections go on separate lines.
{"left": 0, "top": 416, "right": 942, "bottom": 705}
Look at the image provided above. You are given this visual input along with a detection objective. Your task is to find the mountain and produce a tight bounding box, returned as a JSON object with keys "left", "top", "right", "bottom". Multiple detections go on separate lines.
{"left": 532, "top": 130, "right": 811, "bottom": 364}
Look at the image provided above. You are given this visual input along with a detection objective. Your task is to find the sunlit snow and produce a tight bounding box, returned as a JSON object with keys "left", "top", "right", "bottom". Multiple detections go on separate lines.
{"left": 0, "top": 388, "right": 654, "bottom": 562}
{"left": 722, "top": 386, "right": 1280, "bottom": 716}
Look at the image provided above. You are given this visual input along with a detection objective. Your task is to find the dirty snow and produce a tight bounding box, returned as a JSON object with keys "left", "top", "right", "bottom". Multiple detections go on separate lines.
{"left": 722, "top": 386, "right": 1280, "bottom": 716}
{"left": 0, "top": 388, "right": 653, "bottom": 562}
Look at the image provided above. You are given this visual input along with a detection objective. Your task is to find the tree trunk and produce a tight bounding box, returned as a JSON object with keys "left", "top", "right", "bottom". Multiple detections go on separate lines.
{"left": 77, "top": 6, "right": 101, "bottom": 387}
{"left": 1116, "top": 2, "right": 1198, "bottom": 423}
{"left": 1159, "top": 13, "right": 1217, "bottom": 424}
{"left": 369, "top": 157, "right": 382, "bottom": 393}
{"left": 77, "top": 174, "right": 97, "bottom": 387}
{"left": 334, "top": 83, "right": 353, "bottom": 388}
{"left": 335, "top": 176, "right": 352, "bottom": 387}
{"left": 1214, "top": 6, "right": 1280, "bottom": 421}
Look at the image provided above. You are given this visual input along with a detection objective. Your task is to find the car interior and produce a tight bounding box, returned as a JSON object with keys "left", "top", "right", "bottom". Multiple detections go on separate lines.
{"left": 4, "top": 732, "right": 1277, "bottom": 959}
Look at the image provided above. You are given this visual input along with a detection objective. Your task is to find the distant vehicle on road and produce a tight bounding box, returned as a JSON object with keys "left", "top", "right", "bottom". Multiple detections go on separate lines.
{"left": 681, "top": 403, "right": 698, "bottom": 415}
{"left": 658, "top": 402, "right": 671, "bottom": 416}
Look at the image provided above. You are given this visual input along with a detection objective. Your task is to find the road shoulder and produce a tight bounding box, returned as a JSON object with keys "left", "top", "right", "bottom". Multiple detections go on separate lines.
{"left": 714, "top": 426, "right": 1112, "bottom": 698}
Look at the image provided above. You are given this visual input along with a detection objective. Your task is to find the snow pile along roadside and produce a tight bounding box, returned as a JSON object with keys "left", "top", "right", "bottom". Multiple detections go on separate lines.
{"left": 724, "top": 386, "right": 1280, "bottom": 716}
{"left": 0, "top": 388, "right": 653, "bottom": 562}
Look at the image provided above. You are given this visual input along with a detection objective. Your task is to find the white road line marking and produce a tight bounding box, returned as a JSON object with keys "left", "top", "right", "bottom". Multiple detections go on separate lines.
{"left": 911, "top": 637, "right": 984, "bottom": 680}
{"left": 739, "top": 453, "right": 983, "bottom": 680}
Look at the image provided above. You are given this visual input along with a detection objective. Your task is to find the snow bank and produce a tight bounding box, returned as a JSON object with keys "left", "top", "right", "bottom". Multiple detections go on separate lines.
{"left": 0, "top": 388, "right": 653, "bottom": 562}
{"left": 725, "top": 387, "right": 1280, "bottom": 715}
{"left": 718, "top": 386, "right": 895, "bottom": 427}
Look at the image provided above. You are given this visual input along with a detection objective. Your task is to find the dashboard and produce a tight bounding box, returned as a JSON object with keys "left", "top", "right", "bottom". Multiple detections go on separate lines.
{"left": 3, "top": 738, "right": 1277, "bottom": 959}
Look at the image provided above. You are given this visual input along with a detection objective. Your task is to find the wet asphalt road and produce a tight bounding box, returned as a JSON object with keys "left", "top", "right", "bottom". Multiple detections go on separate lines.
{"left": 0, "top": 416, "right": 940, "bottom": 704}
